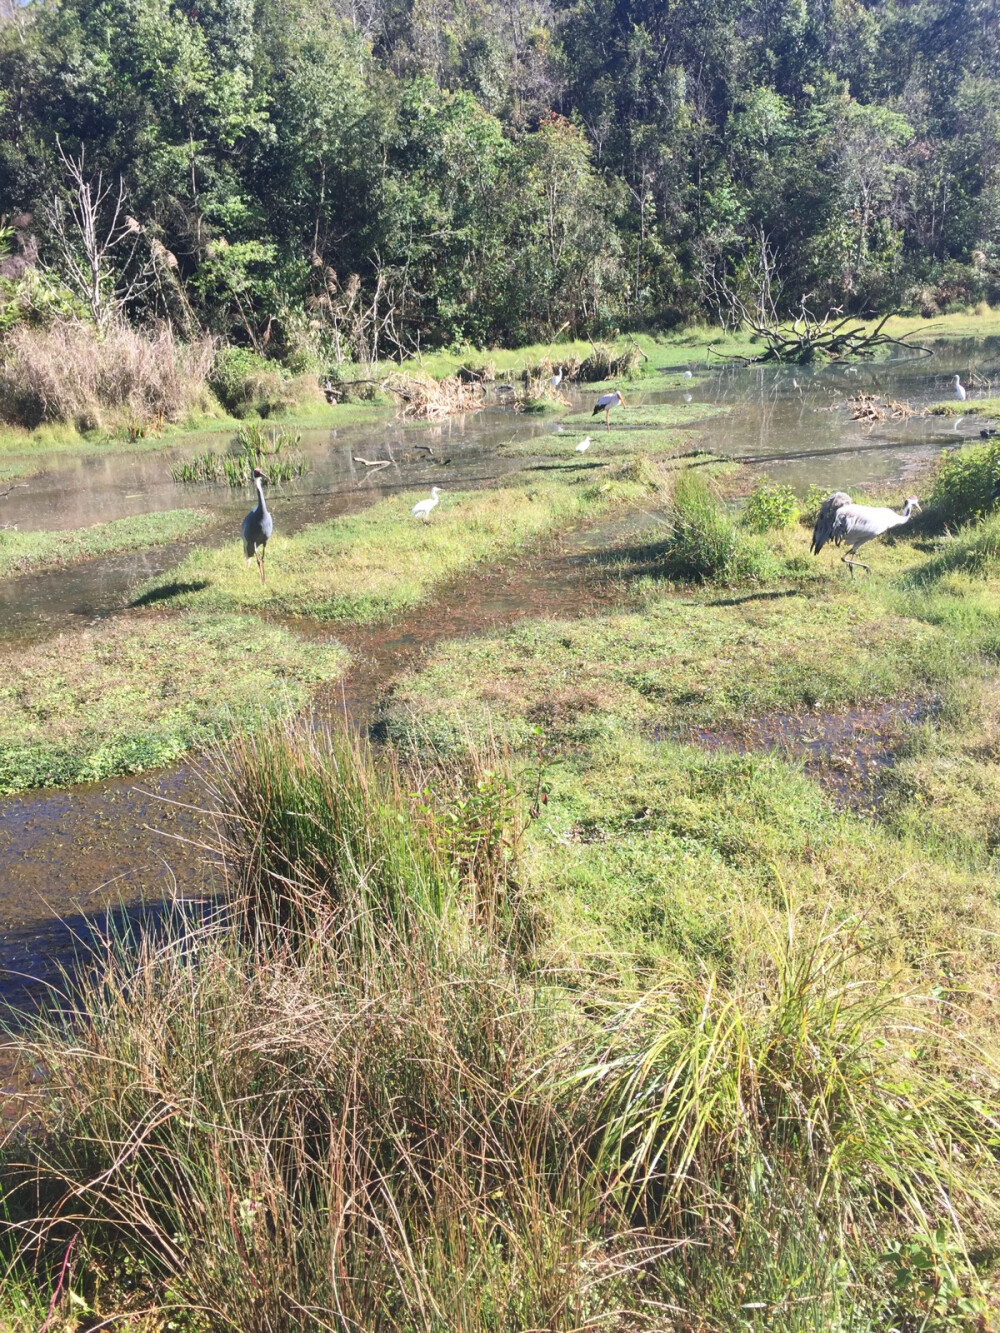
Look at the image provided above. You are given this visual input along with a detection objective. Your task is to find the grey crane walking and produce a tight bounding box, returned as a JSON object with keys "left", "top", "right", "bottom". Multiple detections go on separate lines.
{"left": 810, "top": 490, "right": 920, "bottom": 576}
{"left": 242, "top": 466, "right": 273, "bottom": 585}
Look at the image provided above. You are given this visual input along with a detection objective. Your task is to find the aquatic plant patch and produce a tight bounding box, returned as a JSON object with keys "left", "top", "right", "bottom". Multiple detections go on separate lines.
{"left": 0, "top": 611, "right": 347, "bottom": 793}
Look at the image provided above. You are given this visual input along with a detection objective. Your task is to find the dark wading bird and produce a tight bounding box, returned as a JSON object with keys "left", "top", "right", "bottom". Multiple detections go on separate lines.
{"left": 593, "top": 389, "right": 626, "bottom": 431}
{"left": 811, "top": 491, "right": 921, "bottom": 576}
{"left": 242, "top": 466, "right": 273, "bottom": 584}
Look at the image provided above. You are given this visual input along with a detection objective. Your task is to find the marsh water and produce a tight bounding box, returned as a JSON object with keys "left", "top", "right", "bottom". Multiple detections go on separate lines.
{"left": 0, "top": 339, "right": 997, "bottom": 1005}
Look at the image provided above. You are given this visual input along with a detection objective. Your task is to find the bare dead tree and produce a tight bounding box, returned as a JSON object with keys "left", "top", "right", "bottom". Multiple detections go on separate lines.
{"left": 699, "top": 227, "right": 931, "bottom": 363}
{"left": 47, "top": 141, "right": 153, "bottom": 330}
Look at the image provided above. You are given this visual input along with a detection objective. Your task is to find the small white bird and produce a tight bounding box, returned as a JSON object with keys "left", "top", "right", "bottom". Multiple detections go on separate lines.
{"left": 551, "top": 366, "right": 564, "bottom": 389}
{"left": 954, "top": 374, "right": 967, "bottom": 401}
{"left": 575, "top": 436, "right": 591, "bottom": 453}
{"left": 683, "top": 370, "right": 693, "bottom": 379}
{"left": 592, "top": 390, "right": 626, "bottom": 431}
{"left": 683, "top": 393, "right": 693, "bottom": 403}
{"left": 410, "top": 486, "right": 443, "bottom": 522}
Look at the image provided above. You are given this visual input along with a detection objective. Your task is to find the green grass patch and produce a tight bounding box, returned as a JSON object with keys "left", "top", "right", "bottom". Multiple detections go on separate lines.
{"left": 386, "top": 579, "right": 957, "bottom": 752}
{"left": 927, "top": 393, "right": 1000, "bottom": 417}
{"left": 0, "top": 611, "right": 347, "bottom": 793}
{"left": 139, "top": 470, "right": 664, "bottom": 623}
{"left": 0, "top": 508, "right": 214, "bottom": 579}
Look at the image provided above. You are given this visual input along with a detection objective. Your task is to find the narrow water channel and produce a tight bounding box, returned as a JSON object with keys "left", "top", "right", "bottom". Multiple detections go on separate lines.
{"left": 1, "top": 339, "right": 997, "bottom": 1005}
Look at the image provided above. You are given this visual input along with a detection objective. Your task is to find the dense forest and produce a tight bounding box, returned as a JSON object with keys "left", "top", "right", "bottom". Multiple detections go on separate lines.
{"left": 0, "top": 0, "right": 999, "bottom": 357}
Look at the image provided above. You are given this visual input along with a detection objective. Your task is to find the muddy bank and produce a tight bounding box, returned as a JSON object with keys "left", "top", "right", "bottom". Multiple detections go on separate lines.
{"left": 668, "top": 698, "right": 938, "bottom": 810}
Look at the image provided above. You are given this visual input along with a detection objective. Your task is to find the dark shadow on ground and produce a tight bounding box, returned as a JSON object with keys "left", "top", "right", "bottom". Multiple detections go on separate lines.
{"left": 130, "top": 580, "right": 210, "bottom": 608}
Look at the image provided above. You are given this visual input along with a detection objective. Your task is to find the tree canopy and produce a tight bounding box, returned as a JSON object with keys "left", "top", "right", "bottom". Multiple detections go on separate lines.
{"left": 1, "top": 0, "right": 998, "bottom": 353}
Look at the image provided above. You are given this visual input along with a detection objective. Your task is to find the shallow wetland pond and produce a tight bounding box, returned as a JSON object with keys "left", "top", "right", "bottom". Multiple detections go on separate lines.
{"left": 1, "top": 338, "right": 996, "bottom": 1005}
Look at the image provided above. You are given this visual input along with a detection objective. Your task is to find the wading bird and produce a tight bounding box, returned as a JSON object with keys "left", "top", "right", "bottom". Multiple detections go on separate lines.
{"left": 954, "top": 374, "right": 967, "bottom": 401}
{"left": 593, "top": 389, "right": 626, "bottom": 431}
{"left": 683, "top": 370, "right": 693, "bottom": 379}
{"left": 551, "top": 366, "right": 563, "bottom": 389}
{"left": 575, "top": 436, "right": 591, "bottom": 453}
{"left": 242, "top": 467, "right": 272, "bottom": 585}
{"left": 810, "top": 490, "right": 920, "bottom": 576}
{"left": 411, "top": 486, "right": 443, "bottom": 522}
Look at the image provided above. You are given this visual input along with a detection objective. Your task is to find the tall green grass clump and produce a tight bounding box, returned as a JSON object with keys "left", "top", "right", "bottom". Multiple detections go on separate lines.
{"left": 1, "top": 722, "right": 997, "bottom": 1329}
{"left": 662, "top": 469, "right": 786, "bottom": 583}
{"left": 171, "top": 422, "right": 308, "bottom": 484}
{"left": 928, "top": 438, "right": 1000, "bottom": 527}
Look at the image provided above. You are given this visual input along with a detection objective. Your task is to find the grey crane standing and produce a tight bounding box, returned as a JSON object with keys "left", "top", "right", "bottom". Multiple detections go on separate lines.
{"left": 811, "top": 490, "right": 920, "bottom": 576}
{"left": 242, "top": 466, "right": 273, "bottom": 585}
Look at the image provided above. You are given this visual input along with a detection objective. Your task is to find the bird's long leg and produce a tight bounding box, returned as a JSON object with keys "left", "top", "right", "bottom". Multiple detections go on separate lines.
{"left": 605, "top": 408, "right": 610, "bottom": 432}
{"left": 259, "top": 546, "right": 266, "bottom": 586}
{"left": 841, "top": 551, "right": 871, "bottom": 576}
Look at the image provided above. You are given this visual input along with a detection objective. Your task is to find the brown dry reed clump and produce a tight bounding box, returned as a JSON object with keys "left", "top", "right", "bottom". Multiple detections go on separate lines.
{"left": 1, "top": 718, "right": 998, "bottom": 1330}
{"left": 0, "top": 319, "right": 215, "bottom": 431}
{"left": 383, "top": 370, "right": 487, "bottom": 419}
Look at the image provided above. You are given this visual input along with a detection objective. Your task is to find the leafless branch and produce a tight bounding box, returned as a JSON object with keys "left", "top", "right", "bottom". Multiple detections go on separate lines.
{"left": 46, "top": 141, "right": 153, "bottom": 329}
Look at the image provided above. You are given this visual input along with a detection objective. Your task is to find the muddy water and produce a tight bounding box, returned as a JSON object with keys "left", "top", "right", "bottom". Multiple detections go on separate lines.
{"left": 667, "top": 337, "right": 1000, "bottom": 494}
{"left": 2, "top": 338, "right": 999, "bottom": 1004}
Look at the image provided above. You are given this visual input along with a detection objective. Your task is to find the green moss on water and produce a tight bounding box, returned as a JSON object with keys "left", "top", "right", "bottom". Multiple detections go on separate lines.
{"left": 0, "top": 509, "right": 214, "bottom": 579}
{"left": 0, "top": 611, "right": 347, "bottom": 793}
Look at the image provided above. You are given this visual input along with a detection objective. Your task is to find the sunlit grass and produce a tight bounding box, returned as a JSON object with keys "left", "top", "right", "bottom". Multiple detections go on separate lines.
{"left": 0, "top": 611, "right": 346, "bottom": 793}
{"left": 139, "top": 470, "right": 664, "bottom": 622}
{"left": 0, "top": 508, "right": 214, "bottom": 579}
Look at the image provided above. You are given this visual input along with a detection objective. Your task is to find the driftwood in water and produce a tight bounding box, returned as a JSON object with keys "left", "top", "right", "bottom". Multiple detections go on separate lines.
{"left": 848, "top": 393, "right": 917, "bottom": 423}
{"left": 709, "top": 308, "right": 933, "bottom": 365}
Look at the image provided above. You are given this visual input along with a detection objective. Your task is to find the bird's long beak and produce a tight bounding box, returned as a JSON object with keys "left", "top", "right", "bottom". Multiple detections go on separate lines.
{"left": 618, "top": 394, "right": 627, "bottom": 406}
{"left": 913, "top": 500, "right": 921, "bottom": 512}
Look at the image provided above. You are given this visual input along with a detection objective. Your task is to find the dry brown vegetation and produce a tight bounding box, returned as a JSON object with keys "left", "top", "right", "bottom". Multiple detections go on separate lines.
{"left": 0, "top": 319, "right": 215, "bottom": 431}
{"left": 383, "top": 369, "right": 488, "bottom": 418}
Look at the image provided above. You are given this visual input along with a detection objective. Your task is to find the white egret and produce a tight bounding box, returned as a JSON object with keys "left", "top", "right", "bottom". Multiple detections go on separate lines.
{"left": 810, "top": 491, "right": 920, "bottom": 576}
{"left": 592, "top": 390, "right": 626, "bottom": 431}
{"left": 575, "top": 436, "right": 591, "bottom": 453}
{"left": 551, "top": 366, "right": 564, "bottom": 389}
{"left": 683, "top": 370, "right": 693, "bottom": 379}
{"left": 954, "top": 374, "right": 967, "bottom": 401}
{"left": 410, "top": 486, "right": 443, "bottom": 522}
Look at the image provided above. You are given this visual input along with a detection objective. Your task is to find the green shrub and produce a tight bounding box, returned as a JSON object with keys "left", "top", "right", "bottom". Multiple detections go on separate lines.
{"left": 928, "top": 440, "right": 1000, "bottom": 527}
{"left": 662, "top": 470, "right": 784, "bottom": 583}
{"left": 742, "top": 476, "right": 800, "bottom": 532}
{"left": 208, "top": 345, "right": 288, "bottom": 417}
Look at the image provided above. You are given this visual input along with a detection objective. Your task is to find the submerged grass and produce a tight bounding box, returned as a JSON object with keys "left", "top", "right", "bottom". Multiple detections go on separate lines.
{"left": 1, "top": 717, "right": 997, "bottom": 1330}
{"left": 140, "top": 469, "right": 665, "bottom": 622}
{"left": 0, "top": 508, "right": 213, "bottom": 579}
{"left": 0, "top": 612, "right": 346, "bottom": 793}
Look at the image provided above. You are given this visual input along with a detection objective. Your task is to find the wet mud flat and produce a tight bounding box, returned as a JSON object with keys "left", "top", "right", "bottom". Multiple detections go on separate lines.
{"left": 662, "top": 698, "right": 938, "bottom": 811}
